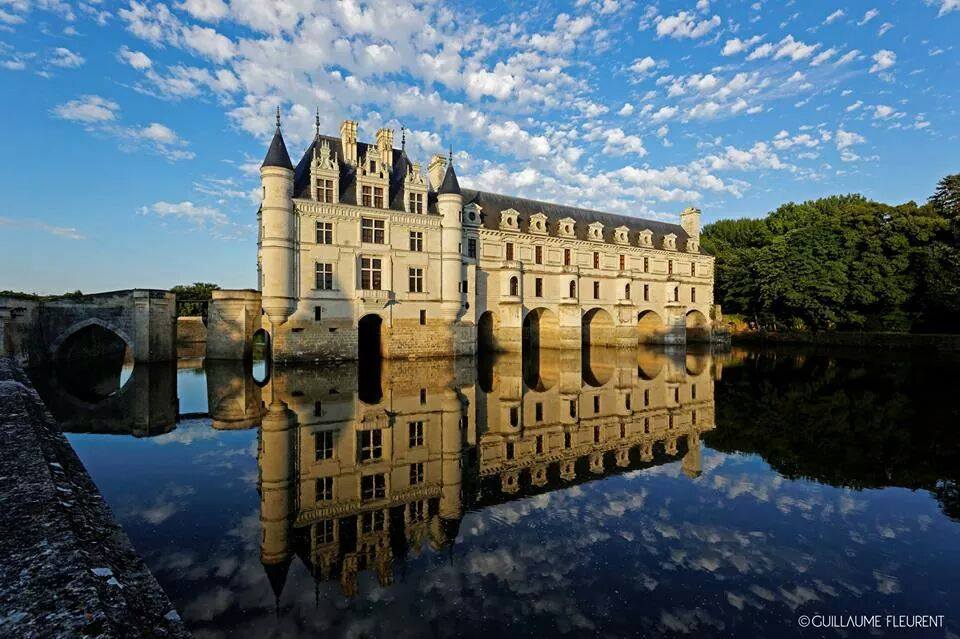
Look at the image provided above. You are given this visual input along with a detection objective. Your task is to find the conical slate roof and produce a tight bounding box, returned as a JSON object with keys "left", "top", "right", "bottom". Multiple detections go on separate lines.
{"left": 262, "top": 127, "right": 294, "bottom": 170}
{"left": 438, "top": 163, "right": 461, "bottom": 195}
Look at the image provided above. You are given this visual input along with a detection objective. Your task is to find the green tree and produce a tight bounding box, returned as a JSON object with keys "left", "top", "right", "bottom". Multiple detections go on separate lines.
{"left": 170, "top": 282, "right": 220, "bottom": 318}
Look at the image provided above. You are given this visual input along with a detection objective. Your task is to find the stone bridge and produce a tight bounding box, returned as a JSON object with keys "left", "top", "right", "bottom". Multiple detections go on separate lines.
{"left": 0, "top": 290, "right": 176, "bottom": 368}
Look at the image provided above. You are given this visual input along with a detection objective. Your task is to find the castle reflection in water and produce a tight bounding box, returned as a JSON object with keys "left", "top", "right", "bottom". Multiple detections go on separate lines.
{"left": 37, "top": 345, "right": 721, "bottom": 601}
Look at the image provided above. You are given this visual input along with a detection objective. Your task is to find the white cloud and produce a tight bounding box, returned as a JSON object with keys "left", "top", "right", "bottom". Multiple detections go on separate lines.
{"left": 810, "top": 48, "right": 837, "bottom": 66}
{"left": 49, "top": 47, "right": 85, "bottom": 68}
{"left": 117, "top": 46, "right": 152, "bottom": 70}
{"left": 618, "top": 103, "right": 634, "bottom": 116}
{"left": 928, "top": 0, "right": 959, "bottom": 16}
{"left": 822, "top": 9, "right": 844, "bottom": 25}
{"left": 51, "top": 95, "right": 119, "bottom": 122}
{"left": 655, "top": 11, "right": 721, "bottom": 39}
{"left": 629, "top": 56, "right": 658, "bottom": 76}
{"left": 835, "top": 129, "right": 865, "bottom": 149}
{"left": 139, "top": 201, "right": 229, "bottom": 227}
{"left": 869, "top": 49, "right": 896, "bottom": 73}
{"left": 858, "top": 9, "right": 879, "bottom": 25}
{"left": 487, "top": 121, "right": 550, "bottom": 158}
{"left": 872, "top": 104, "right": 904, "bottom": 120}
{"left": 0, "top": 217, "right": 85, "bottom": 240}
{"left": 846, "top": 100, "right": 863, "bottom": 112}
{"left": 175, "top": 0, "right": 229, "bottom": 22}
{"left": 773, "top": 35, "right": 819, "bottom": 62}
{"left": 746, "top": 42, "right": 774, "bottom": 60}
{"left": 834, "top": 49, "right": 861, "bottom": 66}
{"left": 877, "top": 22, "right": 894, "bottom": 36}
{"left": 181, "top": 24, "right": 235, "bottom": 62}
{"left": 721, "top": 36, "right": 763, "bottom": 56}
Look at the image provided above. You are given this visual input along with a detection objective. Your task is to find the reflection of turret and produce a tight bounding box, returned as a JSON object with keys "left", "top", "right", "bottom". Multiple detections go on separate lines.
{"left": 259, "top": 397, "right": 297, "bottom": 604}
{"left": 682, "top": 431, "right": 702, "bottom": 479}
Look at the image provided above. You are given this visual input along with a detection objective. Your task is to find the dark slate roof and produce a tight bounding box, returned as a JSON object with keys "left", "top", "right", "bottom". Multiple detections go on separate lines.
{"left": 262, "top": 127, "right": 294, "bottom": 170}
{"left": 461, "top": 189, "right": 693, "bottom": 252}
{"left": 438, "top": 163, "right": 461, "bottom": 195}
{"left": 292, "top": 135, "right": 436, "bottom": 214}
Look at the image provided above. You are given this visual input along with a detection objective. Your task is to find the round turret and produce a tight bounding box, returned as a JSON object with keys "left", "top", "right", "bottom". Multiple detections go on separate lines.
{"left": 259, "top": 111, "right": 297, "bottom": 328}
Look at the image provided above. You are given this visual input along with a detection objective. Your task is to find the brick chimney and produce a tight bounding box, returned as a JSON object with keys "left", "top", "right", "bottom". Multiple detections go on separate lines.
{"left": 428, "top": 153, "right": 447, "bottom": 191}
{"left": 339, "top": 120, "right": 357, "bottom": 166}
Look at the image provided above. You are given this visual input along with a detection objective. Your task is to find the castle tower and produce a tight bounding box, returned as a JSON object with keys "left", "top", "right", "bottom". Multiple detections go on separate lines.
{"left": 259, "top": 110, "right": 297, "bottom": 332}
{"left": 437, "top": 157, "right": 463, "bottom": 320}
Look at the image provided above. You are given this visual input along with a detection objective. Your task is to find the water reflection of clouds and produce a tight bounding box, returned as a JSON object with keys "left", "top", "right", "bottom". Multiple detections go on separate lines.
{"left": 128, "top": 483, "right": 196, "bottom": 525}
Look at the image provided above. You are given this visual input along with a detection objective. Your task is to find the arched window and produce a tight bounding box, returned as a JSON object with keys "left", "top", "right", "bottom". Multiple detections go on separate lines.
{"left": 625, "top": 283, "right": 631, "bottom": 299}
{"left": 569, "top": 280, "right": 576, "bottom": 298}
{"left": 509, "top": 276, "right": 519, "bottom": 296}
{"left": 673, "top": 286, "right": 680, "bottom": 302}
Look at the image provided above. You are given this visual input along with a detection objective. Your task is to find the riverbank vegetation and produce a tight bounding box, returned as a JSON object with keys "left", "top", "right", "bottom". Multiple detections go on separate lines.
{"left": 702, "top": 174, "right": 960, "bottom": 333}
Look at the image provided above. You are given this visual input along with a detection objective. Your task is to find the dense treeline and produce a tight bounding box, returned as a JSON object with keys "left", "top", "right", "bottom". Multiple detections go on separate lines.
{"left": 702, "top": 174, "right": 960, "bottom": 333}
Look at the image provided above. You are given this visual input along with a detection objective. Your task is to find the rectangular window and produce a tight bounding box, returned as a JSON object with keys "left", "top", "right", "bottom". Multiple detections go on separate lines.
{"left": 360, "top": 473, "right": 386, "bottom": 501}
{"left": 409, "top": 421, "right": 424, "bottom": 447}
{"left": 316, "top": 221, "right": 333, "bottom": 244}
{"left": 644, "top": 389, "right": 650, "bottom": 406}
{"left": 536, "top": 435, "right": 543, "bottom": 455}
{"left": 691, "top": 287, "right": 697, "bottom": 303}
{"left": 461, "top": 280, "right": 468, "bottom": 294}
{"left": 360, "top": 257, "right": 382, "bottom": 290}
{"left": 409, "top": 463, "right": 424, "bottom": 486}
{"left": 690, "top": 263, "right": 696, "bottom": 277}
{"left": 409, "top": 231, "right": 423, "bottom": 252}
{"left": 668, "top": 260, "right": 674, "bottom": 275}
{"left": 420, "top": 388, "right": 427, "bottom": 404}
{"left": 593, "top": 395, "right": 600, "bottom": 414}
{"left": 314, "top": 306, "right": 322, "bottom": 322}
{"left": 594, "top": 425, "right": 601, "bottom": 442}
{"left": 535, "top": 402, "right": 543, "bottom": 422}
{"left": 361, "top": 184, "right": 372, "bottom": 207}
{"left": 625, "top": 393, "right": 632, "bottom": 410}
{"left": 506, "top": 242, "right": 514, "bottom": 261}
{"left": 468, "top": 238, "right": 477, "bottom": 258}
{"left": 409, "top": 267, "right": 424, "bottom": 293}
{"left": 315, "top": 263, "right": 333, "bottom": 290}
{"left": 692, "top": 384, "right": 697, "bottom": 400}
{"left": 593, "top": 281, "right": 600, "bottom": 299}
{"left": 408, "top": 191, "right": 424, "bottom": 214}
{"left": 419, "top": 309, "right": 426, "bottom": 325}
{"left": 593, "top": 252, "right": 600, "bottom": 269}
{"left": 361, "top": 510, "right": 385, "bottom": 532}
{"left": 643, "top": 257, "right": 649, "bottom": 272}
{"left": 564, "top": 248, "right": 571, "bottom": 266}
{"left": 643, "top": 284, "right": 650, "bottom": 302}
{"left": 361, "top": 217, "right": 385, "bottom": 244}
{"left": 619, "top": 254, "right": 625, "bottom": 271}
{"left": 314, "top": 400, "right": 323, "bottom": 417}
{"left": 315, "top": 431, "right": 333, "bottom": 461}
{"left": 535, "top": 277, "right": 543, "bottom": 297}
{"left": 569, "top": 400, "right": 577, "bottom": 418}
{"left": 318, "top": 519, "right": 335, "bottom": 544}
{"left": 373, "top": 186, "right": 384, "bottom": 209}
{"left": 316, "top": 477, "right": 333, "bottom": 501}
{"left": 317, "top": 178, "right": 335, "bottom": 203}
{"left": 535, "top": 245, "right": 543, "bottom": 264}
{"left": 358, "top": 429, "right": 383, "bottom": 462}
{"left": 564, "top": 432, "right": 572, "bottom": 448}
{"left": 674, "top": 286, "right": 680, "bottom": 302}
{"left": 409, "top": 500, "right": 426, "bottom": 521}
{"left": 506, "top": 441, "right": 515, "bottom": 460}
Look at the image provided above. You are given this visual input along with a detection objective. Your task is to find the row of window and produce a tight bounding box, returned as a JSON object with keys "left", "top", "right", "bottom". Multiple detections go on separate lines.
{"left": 505, "top": 385, "right": 697, "bottom": 428}
{"left": 505, "top": 243, "right": 699, "bottom": 276}
{"left": 315, "top": 470, "right": 429, "bottom": 508}
{"left": 314, "top": 421, "right": 427, "bottom": 463}
{"left": 508, "top": 276, "right": 697, "bottom": 302}
{"left": 318, "top": 220, "right": 479, "bottom": 258}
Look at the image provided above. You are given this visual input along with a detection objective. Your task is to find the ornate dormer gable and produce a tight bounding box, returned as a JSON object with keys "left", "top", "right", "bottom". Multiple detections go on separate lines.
{"left": 663, "top": 233, "right": 677, "bottom": 251}
{"left": 529, "top": 212, "right": 548, "bottom": 235}
{"left": 463, "top": 202, "right": 482, "bottom": 226}
{"left": 557, "top": 217, "right": 576, "bottom": 238}
{"left": 587, "top": 221, "right": 605, "bottom": 242}
{"left": 614, "top": 225, "right": 630, "bottom": 245}
{"left": 638, "top": 229, "right": 654, "bottom": 247}
{"left": 686, "top": 237, "right": 700, "bottom": 253}
{"left": 310, "top": 139, "right": 340, "bottom": 203}
{"left": 404, "top": 161, "right": 427, "bottom": 214}
{"left": 499, "top": 208, "right": 520, "bottom": 231}
{"left": 356, "top": 148, "right": 389, "bottom": 209}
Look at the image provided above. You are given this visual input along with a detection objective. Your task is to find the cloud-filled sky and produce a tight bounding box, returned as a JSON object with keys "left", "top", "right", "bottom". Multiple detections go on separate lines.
{"left": 1, "top": 0, "right": 957, "bottom": 293}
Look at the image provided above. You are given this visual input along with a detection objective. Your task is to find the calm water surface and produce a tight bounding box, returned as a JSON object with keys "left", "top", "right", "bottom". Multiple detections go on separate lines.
{"left": 30, "top": 346, "right": 960, "bottom": 638}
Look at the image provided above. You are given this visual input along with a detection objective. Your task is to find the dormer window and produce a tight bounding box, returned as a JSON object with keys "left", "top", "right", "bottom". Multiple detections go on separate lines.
{"left": 530, "top": 213, "right": 548, "bottom": 235}
{"left": 463, "top": 203, "right": 482, "bottom": 226}
{"left": 614, "top": 226, "right": 630, "bottom": 245}
{"left": 686, "top": 238, "right": 700, "bottom": 253}
{"left": 663, "top": 233, "right": 677, "bottom": 251}
{"left": 500, "top": 208, "right": 520, "bottom": 231}
{"left": 558, "top": 217, "right": 576, "bottom": 237}
{"left": 310, "top": 138, "right": 340, "bottom": 204}
{"left": 638, "top": 230, "right": 653, "bottom": 247}
{"left": 316, "top": 178, "right": 335, "bottom": 203}
{"left": 357, "top": 148, "right": 389, "bottom": 210}
{"left": 408, "top": 192, "right": 423, "bottom": 214}
{"left": 588, "top": 222, "right": 604, "bottom": 241}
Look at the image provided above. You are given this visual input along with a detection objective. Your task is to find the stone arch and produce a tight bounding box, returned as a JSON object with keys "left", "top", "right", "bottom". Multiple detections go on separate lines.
{"left": 637, "top": 310, "right": 666, "bottom": 344}
{"left": 581, "top": 307, "right": 615, "bottom": 347}
{"left": 478, "top": 311, "right": 498, "bottom": 352}
{"left": 358, "top": 313, "right": 384, "bottom": 359}
{"left": 522, "top": 307, "right": 559, "bottom": 351}
{"left": 685, "top": 310, "right": 710, "bottom": 342}
{"left": 509, "top": 276, "right": 519, "bottom": 296}
{"left": 49, "top": 317, "right": 133, "bottom": 360}
{"left": 251, "top": 328, "right": 271, "bottom": 386}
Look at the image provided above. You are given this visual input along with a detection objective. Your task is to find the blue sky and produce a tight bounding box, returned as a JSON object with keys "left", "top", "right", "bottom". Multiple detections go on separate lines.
{"left": 1, "top": 0, "right": 957, "bottom": 294}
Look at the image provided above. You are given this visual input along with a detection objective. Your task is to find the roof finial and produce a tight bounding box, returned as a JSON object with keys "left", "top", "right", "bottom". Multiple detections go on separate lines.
{"left": 400, "top": 125, "right": 406, "bottom": 151}
{"left": 314, "top": 106, "right": 320, "bottom": 136}
{"left": 448, "top": 146, "right": 453, "bottom": 164}
{"left": 275, "top": 106, "right": 281, "bottom": 131}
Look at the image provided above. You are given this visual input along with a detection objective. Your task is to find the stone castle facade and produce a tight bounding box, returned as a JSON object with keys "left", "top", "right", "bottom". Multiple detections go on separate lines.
{"left": 257, "top": 114, "right": 716, "bottom": 362}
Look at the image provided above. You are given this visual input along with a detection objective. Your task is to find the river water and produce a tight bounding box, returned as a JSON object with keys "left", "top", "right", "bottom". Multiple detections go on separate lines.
{"left": 29, "top": 345, "right": 960, "bottom": 638}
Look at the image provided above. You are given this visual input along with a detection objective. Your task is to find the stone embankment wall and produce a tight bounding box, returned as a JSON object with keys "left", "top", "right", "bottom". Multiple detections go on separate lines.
{"left": 0, "top": 358, "right": 189, "bottom": 638}
{"left": 176, "top": 316, "right": 207, "bottom": 344}
{"left": 732, "top": 330, "right": 960, "bottom": 351}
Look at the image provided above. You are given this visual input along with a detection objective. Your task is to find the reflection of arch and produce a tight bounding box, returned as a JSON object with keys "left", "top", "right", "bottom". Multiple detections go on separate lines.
{"left": 50, "top": 317, "right": 133, "bottom": 361}
{"left": 523, "top": 348, "right": 557, "bottom": 392}
{"left": 358, "top": 314, "right": 384, "bottom": 403}
{"left": 478, "top": 311, "right": 497, "bottom": 352}
{"left": 522, "top": 307, "right": 559, "bottom": 351}
{"left": 685, "top": 352, "right": 709, "bottom": 376}
{"left": 252, "top": 328, "right": 271, "bottom": 386}
{"left": 581, "top": 307, "right": 615, "bottom": 347}
{"left": 509, "top": 276, "right": 519, "bottom": 296}
{"left": 582, "top": 346, "right": 614, "bottom": 387}
{"left": 636, "top": 347, "right": 665, "bottom": 380}
{"left": 685, "top": 310, "right": 710, "bottom": 342}
{"left": 637, "top": 310, "right": 665, "bottom": 344}
{"left": 358, "top": 314, "right": 384, "bottom": 359}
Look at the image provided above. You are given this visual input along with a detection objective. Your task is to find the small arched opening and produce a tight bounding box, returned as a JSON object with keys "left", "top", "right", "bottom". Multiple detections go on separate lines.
{"left": 509, "top": 276, "right": 519, "bottom": 297}
{"left": 251, "top": 328, "right": 271, "bottom": 386}
{"left": 637, "top": 310, "right": 665, "bottom": 344}
{"left": 478, "top": 311, "right": 497, "bottom": 352}
{"left": 569, "top": 280, "right": 577, "bottom": 298}
{"left": 685, "top": 310, "right": 710, "bottom": 343}
{"left": 522, "top": 307, "right": 559, "bottom": 353}
{"left": 52, "top": 321, "right": 133, "bottom": 401}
